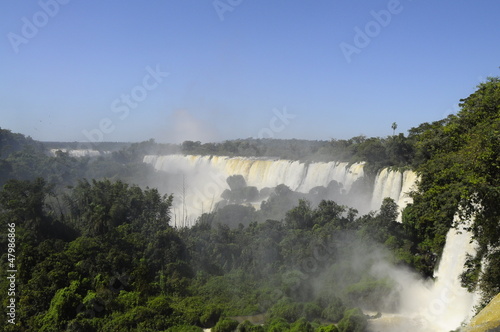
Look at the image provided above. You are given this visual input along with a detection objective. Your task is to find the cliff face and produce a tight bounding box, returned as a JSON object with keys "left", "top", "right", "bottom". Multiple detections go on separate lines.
{"left": 464, "top": 293, "right": 500, "bottom": 332}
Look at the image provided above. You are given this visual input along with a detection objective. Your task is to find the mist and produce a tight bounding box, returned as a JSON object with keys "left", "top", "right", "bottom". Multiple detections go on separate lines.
{"left": 140, "top": 152, "right": 477, "bottom": 331}
{"left": 143, "top": 154, "right": 374, "bottom": 225}
{"left": 304, "top": 227, "right": 477, "bottom": 332}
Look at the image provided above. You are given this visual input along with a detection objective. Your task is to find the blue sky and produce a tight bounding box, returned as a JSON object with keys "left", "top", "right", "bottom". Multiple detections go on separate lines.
{"left": 1, "top": 1, "right": 499, "bottom": 144}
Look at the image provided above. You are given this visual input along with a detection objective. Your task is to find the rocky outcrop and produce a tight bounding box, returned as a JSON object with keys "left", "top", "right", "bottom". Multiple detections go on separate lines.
{"left": 464, "top": 293, "right": 500, "bottom": 332}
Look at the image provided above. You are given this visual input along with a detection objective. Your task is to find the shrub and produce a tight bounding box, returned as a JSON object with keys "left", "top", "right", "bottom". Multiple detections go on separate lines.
{"left": 213, "top": 317, "right": 239, "bottom": 332}
{"left": 337, "top": 308, "right": 367, "bottom": 332}
{"left": 290, "top": 317, "right": 313, "bottom": 332}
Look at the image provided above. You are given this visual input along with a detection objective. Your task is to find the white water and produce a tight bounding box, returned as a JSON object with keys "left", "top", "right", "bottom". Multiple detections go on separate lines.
{"left": 142, "top": 155, "right": 424, "bottom": 225}
{"left": 143, "top": 154, "right": 420, "bottom": 225}
{"left": 144, "top": 155, "right": 366, "bottom": 193}
{"left": 369, "top": 217, "right": 478, "bottom": 332}
{"left": 49, "top": 149, "right": 109, "bottom": 157}
{"left": 370, "top": 168, "right": 419, "bottom": 221}
{"left": 144, "top": 155, "right": 370, "bottom": 225}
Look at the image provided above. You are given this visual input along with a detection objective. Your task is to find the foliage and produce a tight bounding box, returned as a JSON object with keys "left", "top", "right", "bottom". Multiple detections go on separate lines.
{"left": 289, "top": 317, "right": 314, "bottom": 332}
{"left": 316, "top": 325, "right": 340, "bottom": 332}
{"left": 213, "top": 317, "right": 240, "bottom": 332}
{"left": 404, "top": 78, "right": 500, "bottom": 300}
{"left": 166, "top": 325, "right": 203, "bottom": 332}
{"left": 267, "top": 297, "right": 303, "bottom": 323}
{"left": 336, "top": 308, "right": 367, "bottom": 332}
{"left": 265, "top": 317, "right": 290, "bottom": 332}
{"left": 321, "top": 296, "right": 345, "bottom": 323}
{"left": 1, "top": 76, "right": 500, "bottom": 330}
{"left": 237, "top": 320, "right": 265, "bottom": 332}
{"left": 0, "top": 176, "right": 384, "bottom": 331}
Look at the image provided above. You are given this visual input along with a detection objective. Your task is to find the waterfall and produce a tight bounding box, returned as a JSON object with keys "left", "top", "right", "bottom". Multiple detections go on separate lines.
{"left": 143, "top": 155, "right": 367, "bottom": 225}
{"left": 49, "top": 148, "right": 109, "bottom": 157}
{"left": 298, "top": 161, "right": 365, "bottom": 193}
{"left": 368, "top": 216, "right": 478, "bottom": 332}
{"left": 142, "top": 154, "right": 424, "bottom": 225}
{"left": 361, "top": 168, "right": 477, "bottom": 331}
{"left": 143, "top": 155, "right": 367, "bottom": 194}
{"left": 370, "top": 168, "right": 419, "bottom": 221}
{"left": 428, "top": 221, "right": 477, "bottom": 328}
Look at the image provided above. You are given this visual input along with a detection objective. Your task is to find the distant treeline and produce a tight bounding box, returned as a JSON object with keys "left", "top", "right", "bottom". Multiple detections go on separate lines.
{"left": 42, "top": 141, "right": 133, "bottom": 152}
{"left": 41, "top": 134, "right": 415, "bottom": 177}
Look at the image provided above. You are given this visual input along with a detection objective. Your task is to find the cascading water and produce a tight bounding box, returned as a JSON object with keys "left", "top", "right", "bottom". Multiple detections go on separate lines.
{"left": 368, "top": 217, "right": 478, "bottom": 332}
{"left": 370, "top": 168, "right": 419, "bottom": 221}
{"left": 368, "top": 169, "right": 477, "bottom": 331}
{"left": 49, "top": 148, "right": 109, "bottom": 157}
{"left": 143, "top": 155, "right": 423, "bottom": 225}
{"left": 427, "top": 222, "right": 478, "bottom": 328}
{"left": 143, "top": 155, "right": 368, "bottom": 225}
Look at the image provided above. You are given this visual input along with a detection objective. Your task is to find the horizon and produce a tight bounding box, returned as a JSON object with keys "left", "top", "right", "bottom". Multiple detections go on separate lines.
{"left": 34, "top": 133, "right": 403, "bottom": 146}
{"left": 1, "top": 1, "right": 499, "bottom": 144}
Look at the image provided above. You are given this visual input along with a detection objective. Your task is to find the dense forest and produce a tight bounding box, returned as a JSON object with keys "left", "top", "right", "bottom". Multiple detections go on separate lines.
{"left": 0, "top": 77, "right": 499, "bottom": 331}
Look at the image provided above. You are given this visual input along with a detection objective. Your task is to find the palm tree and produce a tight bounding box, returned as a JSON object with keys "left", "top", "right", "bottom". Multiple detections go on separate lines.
{"left": 391, "top": 122, "right": 397, "bottom": 136}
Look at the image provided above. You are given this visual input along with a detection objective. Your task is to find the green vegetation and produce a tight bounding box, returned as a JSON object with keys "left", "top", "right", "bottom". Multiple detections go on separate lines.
{"left": 403, "top": 77, "right": 500, "bottom": 304}
{"left": 0, "top": 175, "right": 396, "bottom": 331}
{"left": 0, "top": 77, "right": 499, "bottom": 329}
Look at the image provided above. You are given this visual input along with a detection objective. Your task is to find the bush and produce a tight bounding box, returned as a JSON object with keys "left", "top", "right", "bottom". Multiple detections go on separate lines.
{"left": 265, "top": 317, "right": 290, "bottom": 332}
{"left": 290, "top": 317, "right": 313, "bottom": 332}
{"left": 316, "top": 325, "right": 340, "bottom": 332}
{"left": 337, "top": 308, "right": 367, "bottom": 332}
{"left": 303, "top": 302, "right": 322, "bottom": 320}
{"left": 166, "top": 326, "right": 203, "bottom": 332}
{"left": 200, "top": 305, "right": 222, "bottom": 327}
{"left": 213, "top": 317, "right": 239, "bottom": 332}
{"left": 237, "top": 320, "right": 265, "bottom": 332}
{"left": 321, "top": 297, "right": 345, "bottom": 323}
{"left": 267, "top": 297, "right": 302, "bottom": 323}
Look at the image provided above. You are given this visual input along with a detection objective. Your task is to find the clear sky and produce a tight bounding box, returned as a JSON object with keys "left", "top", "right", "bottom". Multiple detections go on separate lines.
{"left": 1, "top": 0, "right": 499, "bottom": 144}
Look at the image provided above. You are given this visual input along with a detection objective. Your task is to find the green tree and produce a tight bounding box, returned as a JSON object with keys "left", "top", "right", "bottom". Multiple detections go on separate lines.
{"left": 213, "top": 317, "right": 239, "bottom": 332}
{"left": 290, "top": 317, "right": 313, "bottom": 332}
{"left": 405, "top": 77, "right": 500, "bottom": 299}
{"left": 65, "top": 179, "right": 172, "bottom": 237}
{"left": 285, "top": 199, "right": 313, "bottom": 229}
{"left": 337, "top": 308, "right": 367, "bottom": 332}
{"left": 321, "top": 296, "right": 345, "bottom": 323}
{"left": 317, "top": 325, "right": 340, "bottom": 332}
